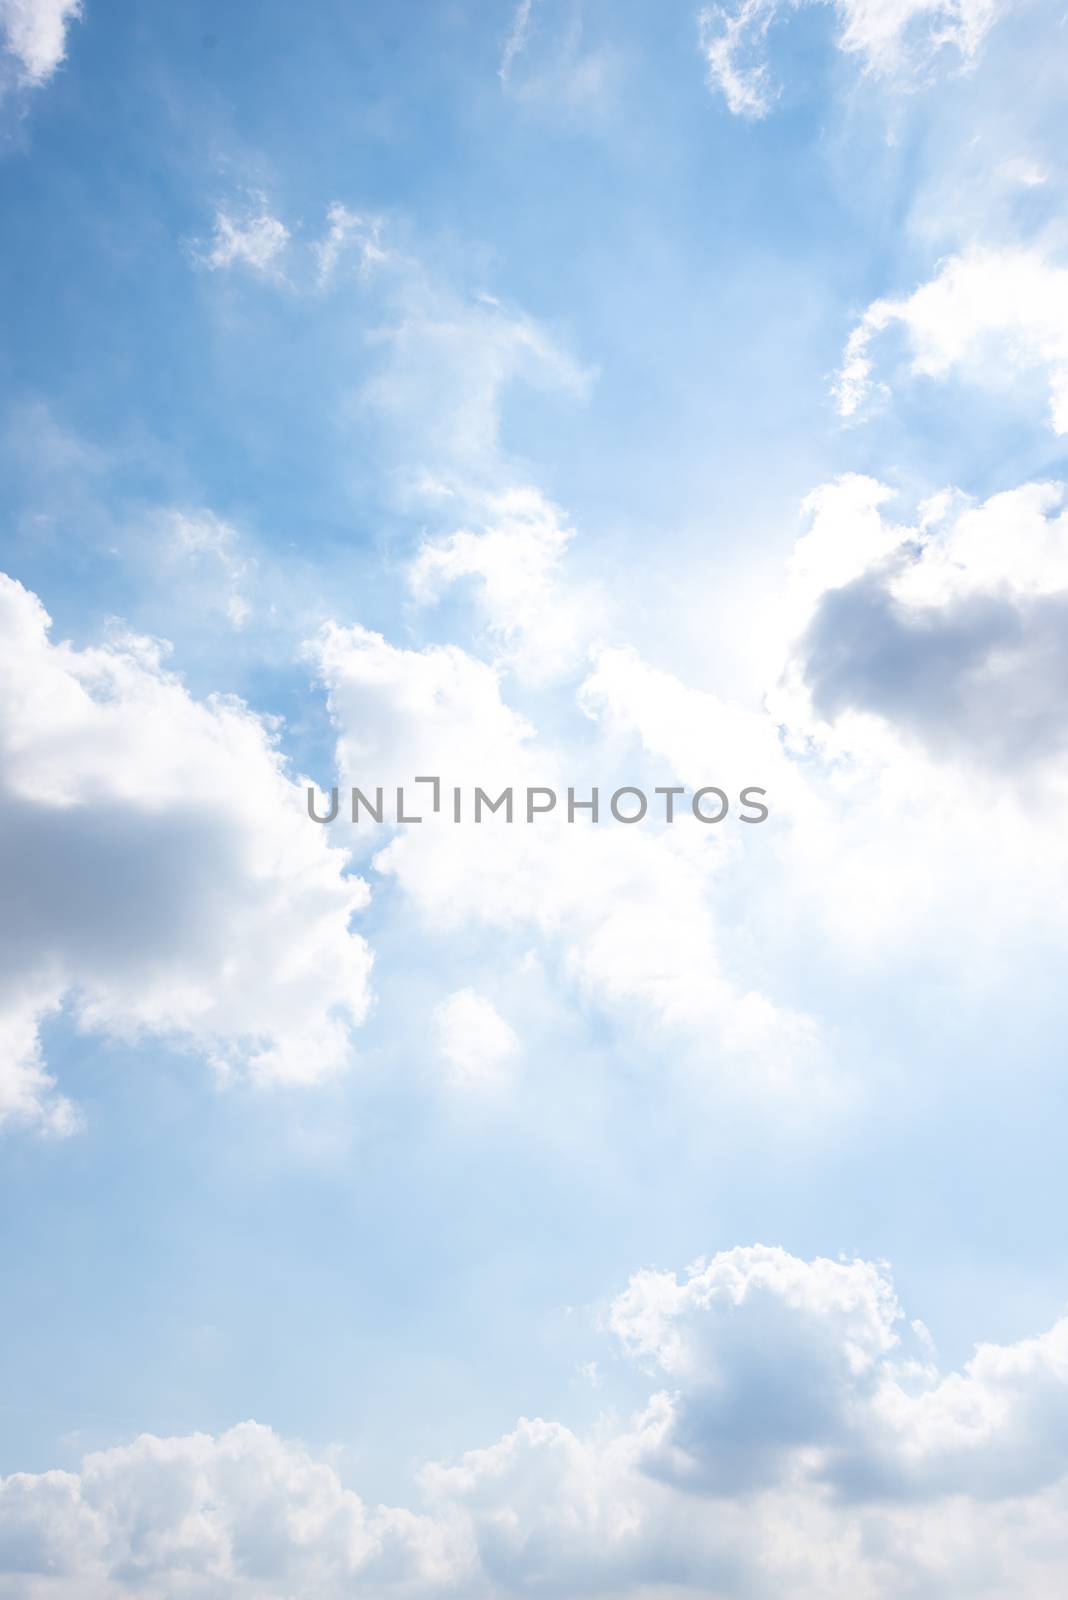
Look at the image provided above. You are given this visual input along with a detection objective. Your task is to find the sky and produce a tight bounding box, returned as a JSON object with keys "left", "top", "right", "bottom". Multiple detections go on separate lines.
{"left": 2, "top": 0, "right": 1068, "bottom": 1595}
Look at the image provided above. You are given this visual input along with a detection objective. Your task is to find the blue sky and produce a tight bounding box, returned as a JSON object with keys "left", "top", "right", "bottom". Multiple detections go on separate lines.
{"left": 3, "top": 1, "right": 1068, "bottom": 1595}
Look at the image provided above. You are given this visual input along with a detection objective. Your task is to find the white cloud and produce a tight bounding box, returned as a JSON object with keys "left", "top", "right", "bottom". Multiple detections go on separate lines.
{"left": 165, "top": 510, "right": 253, "bottom": 630}
{"left": 314, "top": 202, "right": 387, "bottom": 287}
{"left": 362, "top": 284, "right": 591, "bottom": 489}
{"left": 434, "top": 988, "right": 519, "bottom": 1090}
{"left": 196, "top": 196, "right": 290, "bottom": 275}
{"left": 0, "top": 572, "right": 373, "bottom": 1134}
{"left": 10, "top": 1245, "right": 1068, "bottom": 1596}
{"left": 0, "top": 0, "right": 80, "bottom": 88}
{"left": 0, "top": 1420, "right": 465, "bottom": 1597}
{"left": 496, "top": 0, "right": 621, "bottom": 113}
{"left": 499, "top": 0, "right": 536, "bottom": 82}
{"left": 834, "top": 246, "right": 1068, "bottom": 433}
{"left": 698, "top": 0, "right": 1002, "bottom": 118}
{"left": 996, "top": 155, "right": 1048, "bottom": 189}
{"left": 311, "top": 622, "right": 819, "bottom": 1083}
{"left": 407, "top": 486, "right": 600, "bottom": 682}
{"left": 778, "top": 475, "right": 1068, "bottom": 768}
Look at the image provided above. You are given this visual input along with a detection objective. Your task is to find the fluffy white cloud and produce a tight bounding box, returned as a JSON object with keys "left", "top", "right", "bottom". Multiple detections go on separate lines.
{"left": 0, "top": 572, "right": 372, "bottom": 1134}
{"left": 433, "top": 988, "right": 519, "bottom": 1090}
{"left": 698, "top": 0, "right": 1001, "bottom": 118}
{"left": 311, "top": 622, "right": 818, "bottom": 1080}
{"left": 779, "top": 474, "right": 1068, "bottom": 768}
{"left": 834, "top": 246, "right": 1068, "bottom": 432}
{"left": 196, "top": 197, "right": 290, "bottom": 275}
{"left": 0, "top": 0, "right": 80, "bottom": 88}
{"left": 8, "top": 1245, "right": 1068, "bottom": 1596}
{"left": 579, "top": 475, "right": 1068, "bottom": 975}
{"left": 0, "top": 1420, "right": 466, "bottom": 1598}
{"left": 407, "top": 486, "right": 601, "bottom": 682}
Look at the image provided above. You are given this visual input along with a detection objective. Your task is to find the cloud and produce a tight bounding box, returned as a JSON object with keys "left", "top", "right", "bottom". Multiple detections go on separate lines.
{"left": 361, "top": 285, "right": 591, "bottom": 489}
{"left": 0, "top": 572, "right": 373, "bottom": 1134}
{"left": 183, "top": 199, "right": 590, "bottom": 492}
{"left": 195, "top": 196, "right": 290, "bottom": 275}
{"left": 0, "top": 1420, "right": 464, "bottom": 1597}
{"left": 698, "top": 0, "right": 1001, "bottom": 118}
{"left": 0, "top": 0, "right": 80, "bottom": 89}
{"left": 164, "top": 510, "right": 253, "bottom": 629}
{"left": 9, "top": 1245, "right": 1068, "bottom": 1595}
{"left": 433, "top": 988, "right": 519, "bottom": 1090}
{"left": 310, "top": 622, "right": 819, "bottom": 1081}
{"left": 780, "top": 476, "right": 1068, "bottom": 770}
{"left": 499, "top": 0, "right": 536, "bottom": 82}
{"left": 407, "top": 486, "right": 601, "bottom": 682}
{"left": 834, "top": 246, "right": 1068, "bottom": 432}
{"left": 497, "top": 0, "right": 621, "bottom": 113}
{"left": 314, "top": 202, "right": 387, "bottom": 287}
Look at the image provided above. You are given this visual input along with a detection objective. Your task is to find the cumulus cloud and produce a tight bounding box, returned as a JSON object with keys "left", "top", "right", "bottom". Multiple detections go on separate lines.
{"left": 780, "top": 475, "right": 1068, "bottom": 769}
{"left": 0, "top": 572, "right": 372, "bottom": 1134}
{"left": 310, "top": 621, "right": 818, "bottom": 1080}
{"left": 433, "top": 988, "right": 519, "bottom": 1090}
{"left": 0, "top": 0, "right": 80, "bottom": 89}
{"left": 834, "top": 246, "right": 1068, "bottom": 432}
{"left": 698, "top": 0, "right": 1001, "bottom": 118}
{"left": 407, "top": 486, "right": 601, "bottom": 682}
{"left": 8, "top": 1245, "right": 1068, "bottom": 1596}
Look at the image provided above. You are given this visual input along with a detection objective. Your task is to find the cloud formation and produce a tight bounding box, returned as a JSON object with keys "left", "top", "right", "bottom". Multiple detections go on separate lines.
{"left": 780, "top": 475, "right": 1068, "bottom": 770}
{"left": 0, "top": 0, "right": 80, "bottom": 89}
{"left": 7, "top": 1244, "right": 1068, "bottom": 1596}
{"left": 0, "top": 573, "right": 372, "bottom": 1134}
{"left": 834, "top": 246, "right": 1068, "bottom": 432}
{"left": 699, "top": 0, "right": 1001, "bottom": 117}
{"left": 433, "top": 988, "right": 519, "bottom": 1090}
{"left": 195, "top": 197, "right": 290, "bottom": 275}
{"left": 311, "top": 621, "right": 817, "bottom": 1079}
{"left": 407, "top": 486, "right": 599, "bottom": 682}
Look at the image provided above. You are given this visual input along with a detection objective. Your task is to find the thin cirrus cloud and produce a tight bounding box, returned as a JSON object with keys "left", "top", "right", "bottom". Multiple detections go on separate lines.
{"left": 7, "top": 1244, "right": 1068, "bottom": 1596}
{"left": 698, "top": 0, "right": 1002, "bottom": 118}
{"left": 0, "top": 571, "right": 372, "bottom": 1135}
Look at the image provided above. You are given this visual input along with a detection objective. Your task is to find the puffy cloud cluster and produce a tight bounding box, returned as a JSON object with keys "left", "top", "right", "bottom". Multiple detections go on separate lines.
{"left": 698, "top": 0, "right": 999, "bottom": 118}
{"left": 0, "top": 572, "right": 372, "bottom": 1134}
{"left": 311, "top": 620, "right": 818, "bottom": 1081}
{"left": 7, "top": 1244, "right": 1068, "bottom": 1596}
{"left": 834, "top": 246, "right": 1068, "bottom": 433}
